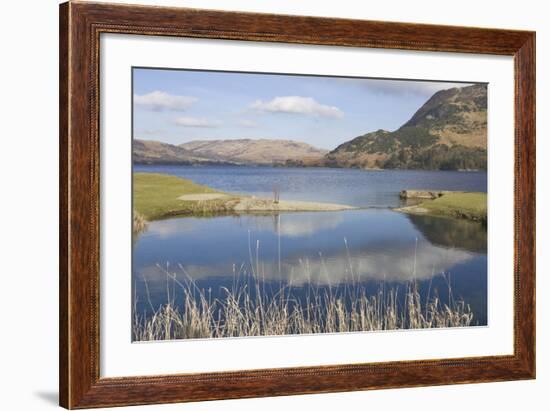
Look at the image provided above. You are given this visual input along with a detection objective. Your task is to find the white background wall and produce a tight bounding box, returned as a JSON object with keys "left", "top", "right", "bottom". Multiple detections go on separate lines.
{"left": 0, "top": 0, "right": 547, "bottom": 410}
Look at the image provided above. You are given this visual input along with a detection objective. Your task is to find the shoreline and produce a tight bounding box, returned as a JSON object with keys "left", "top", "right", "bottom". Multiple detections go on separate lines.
{"left": 394, "top": 191, "right": 487, "bottom": 224}
{"left": 136, "top": 162, "right": 488, "bottom": 173}
{"left": 134, "top": 173, "right": 357, "bottom": 224}
{"left": 176, "top": 193, "right": 357, "bottom": 213}
{"left": 134, "top": 173, "right": 486, "bottom": 231}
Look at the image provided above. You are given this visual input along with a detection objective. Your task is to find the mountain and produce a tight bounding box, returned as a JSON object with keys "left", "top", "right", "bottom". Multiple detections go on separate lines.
{"left": 180, "top": 139, "right": 327, "bottom": 165}
{"left": 133, "top": 139, "right": 228, "bottom": 165}
{"left": 325, "top": 84, "right": 487, "bottom": 170}
{"left": 134, "top": 138, "right": 327, "bottom": 165}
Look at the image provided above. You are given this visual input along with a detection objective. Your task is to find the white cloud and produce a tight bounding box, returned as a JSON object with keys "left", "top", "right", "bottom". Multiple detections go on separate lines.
{"left": 174, "top": 116, "right": 220, "bottom": 128}
{"left": 134, "top": 91, "right": 197, "bottom": 111}
{"left": 238, "top": 119, "right": 258, "bottom": 128}
{"left": 250, "top": 96, "right": 343, "bottom": 118}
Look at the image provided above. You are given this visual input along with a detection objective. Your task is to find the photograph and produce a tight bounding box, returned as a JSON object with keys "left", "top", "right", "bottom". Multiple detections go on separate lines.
{"left": 131, "top": 68, "right": 488, "bottom": 341}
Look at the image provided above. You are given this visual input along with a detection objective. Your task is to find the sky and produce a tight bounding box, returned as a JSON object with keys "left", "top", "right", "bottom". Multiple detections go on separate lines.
{"left": 133, "top": 68, "right": 474, "bottom": 150}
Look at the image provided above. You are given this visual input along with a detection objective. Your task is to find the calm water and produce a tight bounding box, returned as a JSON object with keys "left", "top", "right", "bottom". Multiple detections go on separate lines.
{"left": 133, "top": 165, "right": 487, "bottom": 208}
{"left": 133, "top": 165, "right": 488, "bottom": 329}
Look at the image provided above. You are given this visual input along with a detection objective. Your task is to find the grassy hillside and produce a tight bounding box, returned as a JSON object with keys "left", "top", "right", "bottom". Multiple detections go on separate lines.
{"left": 325, "top": 84, "right": 488, "bottom": 170}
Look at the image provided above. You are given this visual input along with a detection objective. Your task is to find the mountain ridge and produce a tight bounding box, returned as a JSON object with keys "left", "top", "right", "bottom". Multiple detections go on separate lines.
{"left": 133, "top": 84, "right": 487, "bottom": 170}
{"left": 133, "top": 139, "right": 232, "bottom": 165}
{"left": 323, "top": 84, "right": 487, "bottom": 170}
{"left": 180, "top": 139, "right": 327, "bottom": 165}
{"left": 133, "top": 138, "right": 327, "bottom": 166}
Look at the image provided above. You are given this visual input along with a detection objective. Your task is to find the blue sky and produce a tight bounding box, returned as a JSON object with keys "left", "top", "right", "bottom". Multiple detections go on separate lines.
{"left": 133, "top": 68, "right": 472, "bottom": 150}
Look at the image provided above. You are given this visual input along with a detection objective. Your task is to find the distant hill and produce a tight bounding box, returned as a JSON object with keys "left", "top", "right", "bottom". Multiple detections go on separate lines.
{"left": 134, "top": 138, "right": 327, "bottom": 166}
{"left": 133, "top": 139, "right": 229, "bottom": 165}
{"left": 180, "top": 139, "right": 327, "bottom": 165}
{"left": 324, "top": 84, "right": 487, "bottom": 170}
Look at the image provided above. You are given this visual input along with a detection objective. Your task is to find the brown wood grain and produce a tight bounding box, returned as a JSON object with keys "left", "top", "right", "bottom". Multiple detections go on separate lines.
{"left": 59, "top": 1, "right": 536, "bottom": 408}
{"left": 59, "top": 2, "right": 69, "bottom": 407}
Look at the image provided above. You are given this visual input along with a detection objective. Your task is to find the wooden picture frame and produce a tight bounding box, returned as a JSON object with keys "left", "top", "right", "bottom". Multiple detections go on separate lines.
{"left": 59, "top": 1, "right": 535, "bottom": 408}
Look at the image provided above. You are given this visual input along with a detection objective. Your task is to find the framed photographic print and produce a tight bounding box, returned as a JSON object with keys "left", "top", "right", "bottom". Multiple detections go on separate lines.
{"left": 59, "top": 1, "right": 535, "bottom": 409}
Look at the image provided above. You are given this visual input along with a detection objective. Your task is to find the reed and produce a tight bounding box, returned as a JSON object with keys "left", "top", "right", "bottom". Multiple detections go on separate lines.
{"left": 133, "top": 210, "right": 148, "bottom": 235}
{"left": 132, "top": 263, "right": 474, "bottom": 341}
{"left": 272, "top": 184, "right": 280, "bottom": 204}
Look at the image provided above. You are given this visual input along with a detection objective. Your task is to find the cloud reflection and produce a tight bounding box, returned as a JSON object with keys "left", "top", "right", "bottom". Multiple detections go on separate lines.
{"left": 138, "top": 240, "right": 474, "bottom": 287}
{"left": 243, "top": 213, "right": 344, "bottom": 237}
{"left": 143, "top": 218, "right": 197, "bottom": 239}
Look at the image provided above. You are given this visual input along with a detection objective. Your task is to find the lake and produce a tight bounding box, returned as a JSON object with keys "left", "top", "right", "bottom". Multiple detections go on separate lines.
{"left": 132, "top": 165, "right": 488, "bottom": 338}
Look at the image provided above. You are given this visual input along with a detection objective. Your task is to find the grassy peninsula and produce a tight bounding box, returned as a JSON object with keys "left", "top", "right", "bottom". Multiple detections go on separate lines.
{"left": 134, "top": 173, "right": 237, "bottom": 220}
{"left": 134, "top": 173, "right": 355, "bottom": 223}
{"left": 397, "top": 191, "right": 487, "bottom": 223}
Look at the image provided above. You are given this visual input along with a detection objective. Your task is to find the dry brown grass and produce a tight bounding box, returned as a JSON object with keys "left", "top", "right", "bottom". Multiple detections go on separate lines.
{"left": 132, "top": 264, "right": 473, "bottom": 341}
{"left": 133, "top": 211, "right": 148, "bottom": 235}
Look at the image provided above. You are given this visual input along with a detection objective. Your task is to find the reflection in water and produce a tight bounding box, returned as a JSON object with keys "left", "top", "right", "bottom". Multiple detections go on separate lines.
{"left": 139, "top": 240, "right": 474, "bottom": 286}
{"left": 133, "top": 209, "right": 487, "bottom": 327}
{"left": 406, "top": 213, "right": 487, "bottom": 253}
{"left": 240, "top": 212, "right": 344, "bottom": 237}
{"left": 143, "top": 211, "right": 344, "bottom": 239}
{"left": 142, "top": 217, "right": 196, "bottom": 238}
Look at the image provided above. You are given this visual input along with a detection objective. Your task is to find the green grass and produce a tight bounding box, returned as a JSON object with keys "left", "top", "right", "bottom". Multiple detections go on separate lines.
{"left": 133, "top": 173, "right": 237, "bottom": 220}
{"left": 420, "top": 192, "right": 487, "bottom": 223}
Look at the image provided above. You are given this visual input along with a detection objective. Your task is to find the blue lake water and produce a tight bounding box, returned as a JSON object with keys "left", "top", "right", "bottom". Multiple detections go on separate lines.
{"left": 132, "top": 165, "right": 488, "bottom": 332}
{"left": 133, "top": 165, "right": 487, "bottom": 208}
